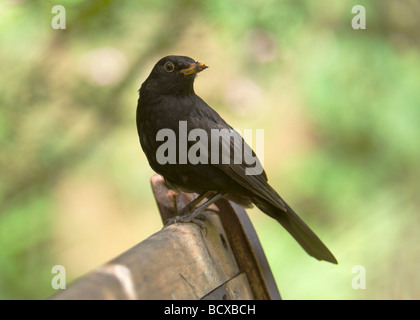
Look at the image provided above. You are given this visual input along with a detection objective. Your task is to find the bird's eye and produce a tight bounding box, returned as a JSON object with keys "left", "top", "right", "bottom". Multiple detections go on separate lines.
{"left": 164, "top": 62, "right": 175, "bottom": 73}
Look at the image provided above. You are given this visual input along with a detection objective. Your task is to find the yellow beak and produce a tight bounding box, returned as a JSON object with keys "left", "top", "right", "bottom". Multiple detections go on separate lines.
{"left": 180, "top": 61, "right": 208, "bottom": 76}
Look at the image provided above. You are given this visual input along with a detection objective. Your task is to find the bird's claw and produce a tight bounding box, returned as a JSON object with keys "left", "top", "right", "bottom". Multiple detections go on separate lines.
{"left": 164, "top": 213, "right": 208, "bottom": 230}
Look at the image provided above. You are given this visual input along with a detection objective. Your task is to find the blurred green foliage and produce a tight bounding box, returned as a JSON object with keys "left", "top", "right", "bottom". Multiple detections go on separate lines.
{"left": 0, "top": 0, "right": 419, "bottom": 299}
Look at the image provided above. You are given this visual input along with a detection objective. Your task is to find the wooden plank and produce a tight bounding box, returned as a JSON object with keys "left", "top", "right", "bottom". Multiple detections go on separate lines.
{"left": 215, "top": 200, "right": 281, "bottom": 300}
{"left": 50, "top": 212, "right": 241, "bottom": 300}
{"left": 50, "top": 174, "right": 281, "bottom": 300}
{"left": 202, "top": 273, "right": 254, "bottom": 300}
{"left": 151, "top": 174, "right": 281, "bottom": 300}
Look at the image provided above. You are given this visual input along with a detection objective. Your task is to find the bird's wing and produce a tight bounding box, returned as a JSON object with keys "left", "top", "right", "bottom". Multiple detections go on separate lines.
{"left": 211, "top": 126, "right": 287, "bottom": 210}
{"left": 190, "top": 103, "right": 287, "bottom": 211}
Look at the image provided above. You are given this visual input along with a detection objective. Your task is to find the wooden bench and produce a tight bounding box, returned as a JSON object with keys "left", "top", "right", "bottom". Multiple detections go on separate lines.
{"left": 50, "top": 174, "right": 280, "bottom": 300}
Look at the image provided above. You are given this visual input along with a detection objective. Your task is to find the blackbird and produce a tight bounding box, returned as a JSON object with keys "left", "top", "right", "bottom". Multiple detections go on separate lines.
{"left": 136, "top": 55, "right": 337, "bottom": 264}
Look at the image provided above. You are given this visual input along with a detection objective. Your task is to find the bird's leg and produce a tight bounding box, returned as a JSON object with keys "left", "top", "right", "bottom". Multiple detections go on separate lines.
{"left": 187, "top": 192, "right": 223, "bottom": 218}
{"left": 178, "top": 191, "right": 212, "bottom": 216}
{"left": 164, "top": 191, "right": 211, "bottom": 228}
{"left": 165, "top": 192, "right": 223, "bottom": 229}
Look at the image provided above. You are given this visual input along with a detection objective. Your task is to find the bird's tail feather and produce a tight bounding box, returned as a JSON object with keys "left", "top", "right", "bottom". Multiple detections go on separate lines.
{"left": 252, "top": 195, "right": 337, "bottom": 264}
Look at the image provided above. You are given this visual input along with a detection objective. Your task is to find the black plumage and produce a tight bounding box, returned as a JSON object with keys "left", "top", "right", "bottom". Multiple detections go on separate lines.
{"left": 136, "top": 55, "right": 337, "bottom": 264}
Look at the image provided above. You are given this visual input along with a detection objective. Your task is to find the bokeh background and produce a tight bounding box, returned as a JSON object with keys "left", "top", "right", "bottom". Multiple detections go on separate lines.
{"left": 1, "top": 0, "right": 419, "bottom": 299}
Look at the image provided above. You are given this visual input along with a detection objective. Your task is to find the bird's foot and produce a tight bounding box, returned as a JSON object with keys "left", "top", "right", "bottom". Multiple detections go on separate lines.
{"left": 164, "top": 212, "right": 207, "bottom": 229}
{"left": 164, "top": 192, "right": 223, "bottom": 232}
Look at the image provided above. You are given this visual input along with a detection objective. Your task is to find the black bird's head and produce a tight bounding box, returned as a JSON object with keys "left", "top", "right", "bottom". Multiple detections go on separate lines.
{"left": 140, "top": 55, "right": 208, "bottom": 96}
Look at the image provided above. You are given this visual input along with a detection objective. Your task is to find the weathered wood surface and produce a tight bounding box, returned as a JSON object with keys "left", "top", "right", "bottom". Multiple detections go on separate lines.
{"left": 150, "top": 174, "right": 280, "bottom": 300}
{"left": 50, "top": 175, "right": 280, "bottom": 300}
{"left": 51, "top": 213, "right": 253, "bottom": 299}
